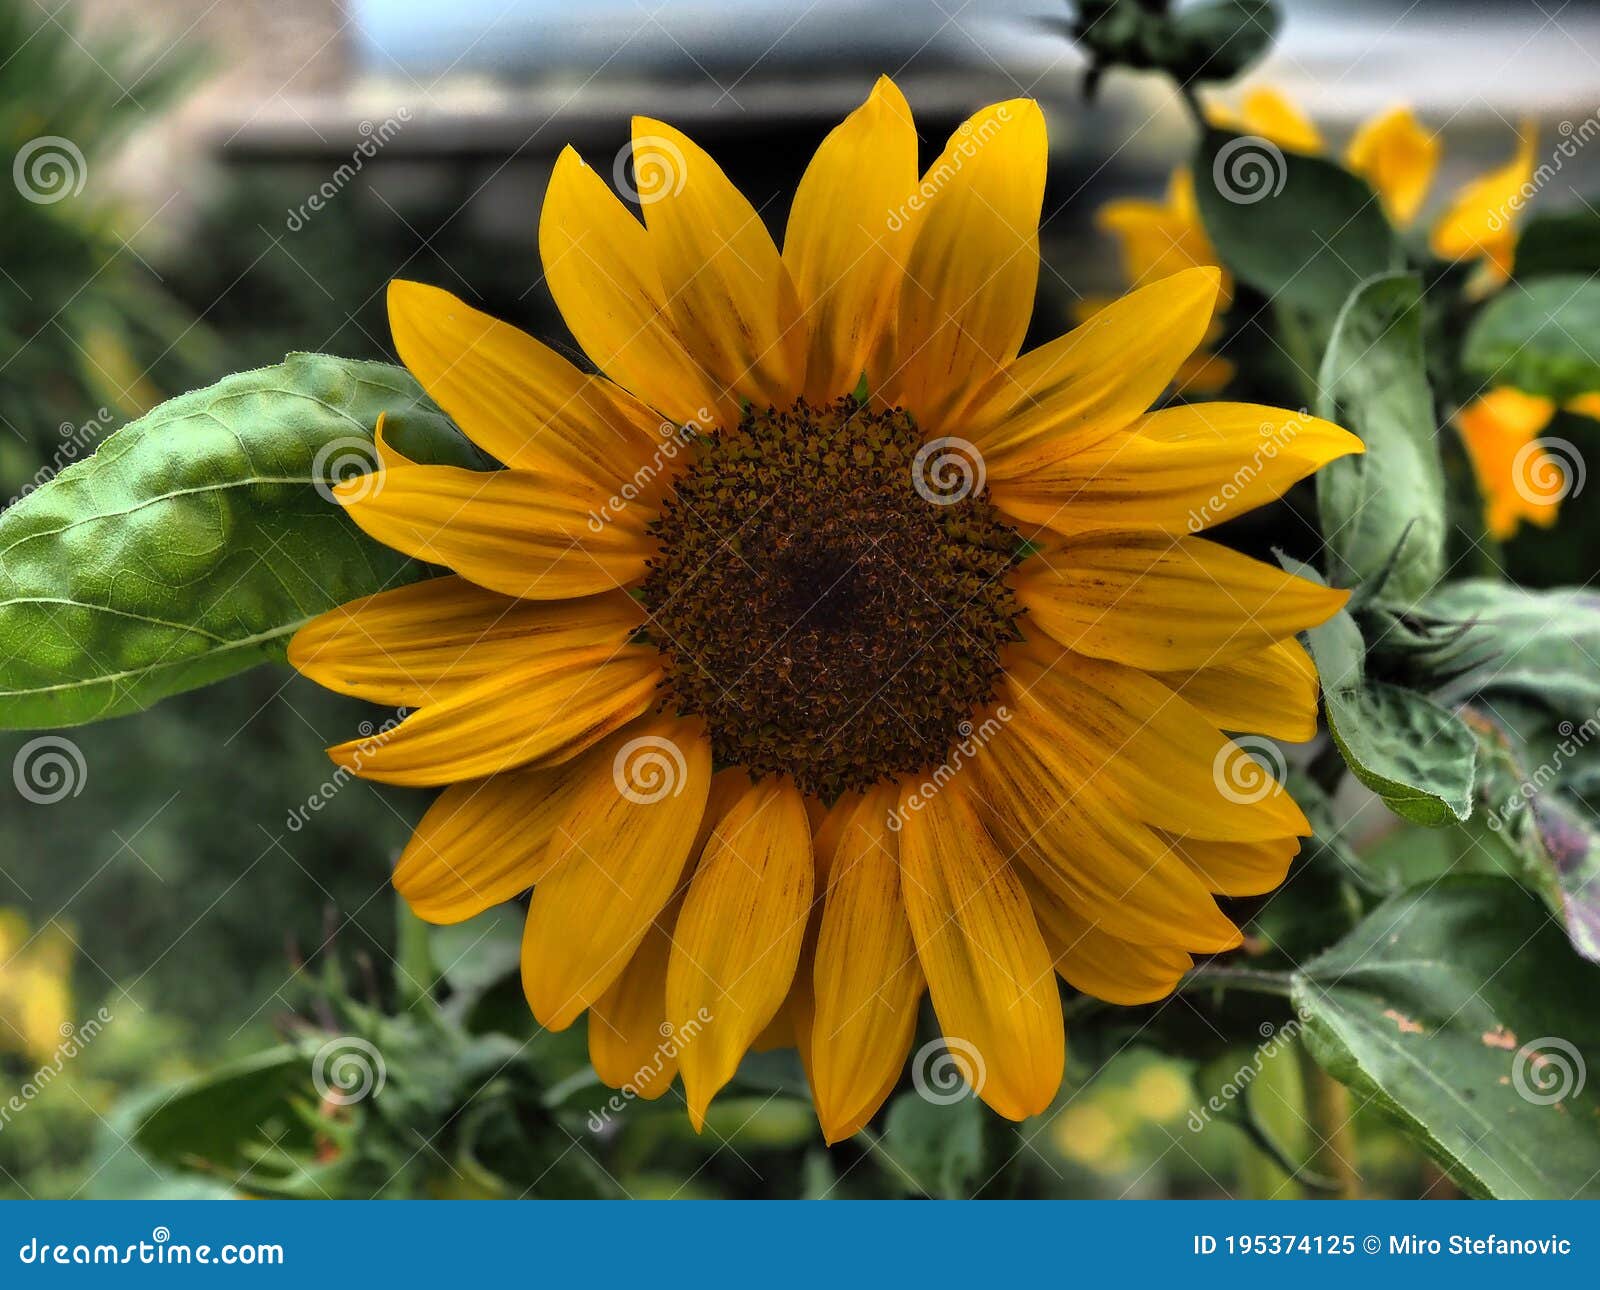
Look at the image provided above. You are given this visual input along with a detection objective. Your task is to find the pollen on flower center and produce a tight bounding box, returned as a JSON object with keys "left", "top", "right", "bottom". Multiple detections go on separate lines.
{"left": 639, "top": 397, "right": 1025, "bottom": 799}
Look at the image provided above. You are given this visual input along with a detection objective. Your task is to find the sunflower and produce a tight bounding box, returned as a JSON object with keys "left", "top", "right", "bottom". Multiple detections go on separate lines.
{"left": 288, "top": 78, "right": 1360, "bottom": 1138}
{"left": 1456, "top": 388, "right": 1600, "bottom": 538}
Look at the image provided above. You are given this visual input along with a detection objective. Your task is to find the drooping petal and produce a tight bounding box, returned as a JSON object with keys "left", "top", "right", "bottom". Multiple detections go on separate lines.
{"left": 1430, "top": 125, "right": 1536, "bottom": 271}
{"left": 965, "top": 267, "right": 1222, "bottom": 462}
{"left": 336, "top": 462, "right": 654, "bottom": 599}
{"left": 520, "top": 718, "right": 712, "bottom": 1029}
{"left": 288, "top": 578, "right": 642, "bottom": 707}
{"left": 1013, "top": 534, "right": 1348, "bottom": 669}
{"left": 988, "top": 401, "right": 1362, "bottom": 535}
{"left": 883, "top": 99, "right": 1047, "bottom": 430}
{"left": 633, "top": 119, "right": 806, "bottom": 412}
{"left": 897, "top": 776, "right": 1063, "bottom": 1122}
{"left": 587, "top": 892, "right": 684, "bottom": 1099}
{"left": 1163, "top": 832, "right": 1301, "bottom": 898}
{"left": 1158, "top": 639, "right": 1320, "bottom": 743}
{"left": 387, "top": 279, "right": 661, "bottom": 484}
{"left": 810, "top": 786, "right": 925, "bottom": 1144}
{"left": 668, "top": 777, "right": 814, "bottom": 1130}
{"left": 393, "top": 750, "right": 601, "bottom": 922}
{"left": 1344, "top": 106, "right": 1438, "bottom": 227}
{"left": 783, "top": 77, "right": 919, "bottom": 402}
{"left": 539, "top": 146, "right": 733, "bottom": 427}
{"left": 325, "top": 647, "right": 661, "bottom": 787}
{"left": 1020, "top": 870, "right": 1194, "bottom": 1005}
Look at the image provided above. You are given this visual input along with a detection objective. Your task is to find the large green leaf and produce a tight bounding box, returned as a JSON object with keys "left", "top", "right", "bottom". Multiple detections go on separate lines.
{"left": 1511, "top": 206, "right": 1600, "bottom": 279}
{"left": 1294, "top": 876, "right": 1600, "bottom": 1198}
{"left": 1195, "top": 129, "right": 1398, "bottom": 313}
{"left": 1285, "top": 557, "right": 1475, "bottom": 825}
{"left": 0, "top": 354, "right": 478, "bottom": 730}
{"left": 1463, "top": 275, "right": 1600, "bottom": 401}
{"left": 1315, "top": 273, "right": 1446, "bottom": 603}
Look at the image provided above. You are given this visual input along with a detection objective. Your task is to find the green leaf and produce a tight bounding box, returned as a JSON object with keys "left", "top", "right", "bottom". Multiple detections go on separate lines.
{"left": 1293, "top": 876, "right": 1600, "bottom": 1198}
{"left": 1068, "top": 0, "right": 1280, "bottom": 85}
{"left": 1195, "top": 129, "right": 1398, "bottom": 313}
{"left": 880, "top": 1091, "right": 986, "bottom": 1199}
{"left": 1315, "top": 274, "right": 1447, "bottom": 603}
{"left": 1283, "top": 555, "right": 1475, "bottom": 824}
{"left": 1510, "top": 206, "right": 1600, "bottom": 279}
{"left": 1463, "top": 275, "right": 1600, "bottom": 402}
{"left": 0, "top": 354, "right": 478, "bottom": 730}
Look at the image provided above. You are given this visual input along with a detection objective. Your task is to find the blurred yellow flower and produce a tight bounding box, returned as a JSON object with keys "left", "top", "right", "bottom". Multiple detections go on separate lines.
{"left": 0, "top": 910, "right": 73, "bottom": 1065}
{"left": 1457, "top": 388, "right": 1597, "bottom": 539}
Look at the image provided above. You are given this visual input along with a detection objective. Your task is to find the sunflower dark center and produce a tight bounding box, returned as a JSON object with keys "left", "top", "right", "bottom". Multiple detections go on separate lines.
{"left": 639, "top": 397, "right": 1024, "bottom": 799}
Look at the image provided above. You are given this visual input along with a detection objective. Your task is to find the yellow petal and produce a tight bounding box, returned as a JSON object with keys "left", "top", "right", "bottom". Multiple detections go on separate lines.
{"left": 288, "top": 578, "right": 642, "bottom": 707}
{"left": 539, "top": 146, "right": 734, "bottom": 427}
{"left": 1455, "top": 387, "right": 1560, "bottom": 539}
{"left": 784, "top": 77, "right": 919, "bottom": 402}
{"left": 1021, "top": 870, "right": 1193, "bottom": 1005}
{"left": 1430, "top": 125, "right": 1536, "bottom": 263}
{"left": 1096, "top": 171, "right": 1225, "bottom": 293}
{"left": 810, "top": 786, "right": 925, "bottom": 1144}
{"left": 336, "top": 462, "right": 653, "bottom": 599}
{"left": 394, "top": 750, "right": 601, "bottom": 923}
{"left": 1013, "top": 534, "right": 1349, "bottom": 668}
{"left": 521, "top": 718, "right": 712, "bottom": 1029}
{"left": 989, "top": 402, "right": 1362, "bottom": 535}
{"left": 974, "top": 696, "right": 1248, "bottom": 952}
{"left": 633, "top": 118, "right": 806, "bottom": 412}
{"left": 588, "top": 892, "right": 684, "bottom": 1099}
{"left": 1005, "top": 645, "right": 1311, "bottom": 842}
{"left": 1209, "top": 87, "right": 1323, "bottom": 153}
{"left": 668, "top": 778, "right": 814, "bottom": 1130}
{"left": 387, "top": 280, "right": 661, "bottom": 484}
{"left": 1344, "top": 106, "right": 1438, "bottom": 227}
{"left": 326, "top": 647, "right": 661, "bottom": 787}
{"left": 897, "top": 775, "right": 1063, "bottom": 1121}
{"left": 966, "top": 267, "right": 1223, "bottom": 462}
{"left": 1164, "top": 832, "right": 1300, "bottom": 897}
{"left": 1159, "top": 638, "right": 1320, "bottom": 743}
{"left": 884, "top": 99, "right": 1047, "bottom": 430}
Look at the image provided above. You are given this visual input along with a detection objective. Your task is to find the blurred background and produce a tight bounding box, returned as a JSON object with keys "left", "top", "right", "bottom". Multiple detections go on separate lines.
{"left": 1, "top": 0, "right": 1598, "bottom": 1199}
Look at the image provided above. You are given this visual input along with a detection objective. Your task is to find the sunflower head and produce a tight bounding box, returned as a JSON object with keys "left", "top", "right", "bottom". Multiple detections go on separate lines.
{"left": 288, "top": 76, "right": 1360, "bottom": 1138}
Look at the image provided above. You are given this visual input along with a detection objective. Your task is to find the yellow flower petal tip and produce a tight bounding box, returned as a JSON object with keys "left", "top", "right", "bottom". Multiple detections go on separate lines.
{"left": 288, "top": 82, "right": 1347, "bottom": 1140}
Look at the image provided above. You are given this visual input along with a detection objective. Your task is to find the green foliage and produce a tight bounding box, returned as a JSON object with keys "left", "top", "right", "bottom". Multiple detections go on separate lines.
{"left": 1507, "top": 205, "right": 1600, "bottom": 279}
{"left": 0, "top": 355, "right": 480, "bottom": 730}
{"left": 1067, "top": 1, "right": 1280, "bottom": 93}
{"left": 1315, "top": 274, "right": 1447, "bottom": 604}
{"left": 1294, "top": 877, "right": 1600, "bottom": 1198}
{"left": 1463, "top": 275, "right": 1600, "bottom": 401}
